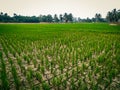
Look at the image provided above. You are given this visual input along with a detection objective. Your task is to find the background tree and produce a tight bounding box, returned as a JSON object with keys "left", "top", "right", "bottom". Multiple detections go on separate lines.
{"left": 59, "top": 14, "right": 63, "bottom": 22}
{"left": 39, "top": 14, "right": 43, "bottom": 22}
{"left": 86, "top": 17, "right": 92, "bottom": 22}
{"left": 68, "top": 13, "right": 73, "bottom": 22}
{"left": 112, "top": 9, "right": 118, "bottom": 22}
{"left": 95, "top": 13, "right": 102, "bottom": 22}
{"left": 78, "top": 17, "right": 81, "bottom": 22}
{"left": 106, "top": 12, "right": 113, "bottom": 22}
{"left": 64, "top": 13, "right": 68, "bottom": 22}
{"left": 54, "top": 14, "right": 59, "bottom": 22}
{"left": 106, "top": 8, "right": 120, "bottom": 23}
{"left": 118, "top": 9, "right": 120, "bottom": 22}
{"left": 46, "top": 14, "right": 53, "bottom": 22}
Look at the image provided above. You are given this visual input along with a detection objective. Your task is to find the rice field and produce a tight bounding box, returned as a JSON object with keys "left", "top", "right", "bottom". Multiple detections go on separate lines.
{"left": 0, "top": 23, "right": 120, "bottom": 90}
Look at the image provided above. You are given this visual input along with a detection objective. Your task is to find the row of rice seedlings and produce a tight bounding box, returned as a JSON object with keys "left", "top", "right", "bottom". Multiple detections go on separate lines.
{"left": 1, "top": 36, "right": 23, "bottom": 57}
{"left": 8, "top": 58, "right": 20, "bottom": 90}
{"left": 0, "top": 52, "right": 10, "bottom": 89}
{"left": 16, "top": 57, "right": 25, "bottom": 73}
{"left": 42, "top": 81, "right": 50, "bottom": 90}
{"left": 1, "top": 37, "right": 15, "bottom": 56}
{"left": 24, "top": 37, "right": 117, "bottom": 89}
{"left": 0, "top": 38, "right": 9, "bottom": 58}
{"left": 1, "top": 30, "right": 120, "bottom": 89}
{"left": 26, "top": 67, "right": 34, "bottom": 83}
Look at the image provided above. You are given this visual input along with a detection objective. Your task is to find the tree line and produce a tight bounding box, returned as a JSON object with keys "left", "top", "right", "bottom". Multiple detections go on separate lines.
{"left": 0, "top": 9, "right": 120, "bottom": 23}
{"left": 106, "top": 9, "right": 120, "bottom": 22}
{"left": 0, "top": 12, "right": 74, "bottom": 23}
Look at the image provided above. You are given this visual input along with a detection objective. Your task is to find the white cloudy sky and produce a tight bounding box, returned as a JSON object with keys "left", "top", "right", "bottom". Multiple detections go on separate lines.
{"left": 0, "top": 0, "right": 120, "bottom": 18}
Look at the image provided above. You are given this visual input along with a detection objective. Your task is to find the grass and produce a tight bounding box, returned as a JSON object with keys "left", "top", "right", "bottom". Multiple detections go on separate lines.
{"left": 0, "top": 23, "right": 120, "bottom": 90}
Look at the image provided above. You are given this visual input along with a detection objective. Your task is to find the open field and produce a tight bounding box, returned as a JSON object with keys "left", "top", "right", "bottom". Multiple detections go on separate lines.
{"left": 0, "top": 23, "right": 120, "bottom": 90}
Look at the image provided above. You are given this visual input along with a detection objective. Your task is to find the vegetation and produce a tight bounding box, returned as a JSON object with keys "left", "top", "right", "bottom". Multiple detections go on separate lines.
{"left": 0, "top": 12, "right": 74, "bottom": 23}
{"left": 106, "top": 9, "right": 120, "bottom": 22}
{"left": 0, "top": 23, "right": 120, "bottom": 90}
{"left": 1, "top": 8, "right": 120, "bottom": 23}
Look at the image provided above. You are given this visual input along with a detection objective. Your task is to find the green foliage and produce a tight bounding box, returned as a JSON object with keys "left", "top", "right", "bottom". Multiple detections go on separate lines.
{"left": 0, "top": 52, "right": 10, "bottom": 90}
{"left": 0, "top": 23, "right": 120, "bottom": 90}
{"left": 36, "top": 72, "right": 42, "bottom": 82}
{"left": 11, "top": 64, "right": 20, "bottom": 89}
{"left": 42, "top": 82, "right": 50, "bottom": 90}
{"left": 41, "top": 66, "right": 45, "bottom": 74}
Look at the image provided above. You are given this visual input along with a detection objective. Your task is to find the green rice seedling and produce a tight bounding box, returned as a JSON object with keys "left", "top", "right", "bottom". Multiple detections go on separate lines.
{"left": 50, "top": 65, "right": 53, "bottom": 73}
{"left": 87, "top": 51, "right": 92, "bottom": 59}
{"left": 51, "top": 77, "right": 61, "bottom": 89}
{"left": 72, "top": 59, "right": 75, "bottom": 66}
{"left": 108, "top": 72, "right": 113, "bottom": 84}
{"left": 41, "top": 58, "right": 44, "bottom": 65}
{"left": 22, "top": 66, "right": 26, "bottom": 75}
{"left": 8, "top": 58, "right": 13, "bottom": 66}
{"left": 37, "top": 64, "right": 40, "bottom": 71}
{"left": 23, "top": 55, "right": 29, "bottom": 63}
{"left": 89, "top": 60, "right": 95, "bottom": 70}
{"left": 80, "top": 82, "right": 88, "bottom": 90}
{"left": 42, "top": 81, "right": 50, "bottom": 90}
{"left": 33, "top": 59, "right": 37, "bottom": 68}
{"left": 76, "top": 66, "right": 79, "bottom": 79}
{"left": 59, "top": 64, "right": 64, "bottom": 73}
{"left": 92, "top": 83, "right": 99, "bottom": 90}
{"left": 94, "top": 66, "right": 100, "bottom": 75}
{"left": 51, "top": 77, "right": 58, "bottom": 86}
{"left": 65, "top": 72, "right": 69, "bottom": 79}
{"left": 17, "top": 58, "right": 22, "bottom": 69}
{"left": 26, "top": 58, "right": 30, "bottom": 65}
{"left": 104, "top": 80, "right": 110, "bottom": 89}
{"left": 88, "top": 71, "right": 92, "bottom": 81}
{"left": 45, "top": 59, "right": 49, "bottom": 70}
{"left": 115, "top": 54, "right": 120, "bottom": 65}
{"left": 26, "top": 69, "right": 33, "bottom": 83}
{"left": 11, "top": 65, "right": 20, "bottom": 90}
{"left": 70, "top": 77, "right": 77, "bottom": 90}
{"left": 59, "top": 75, "right": 63, "bottom": 82}
{"left": 62, "top": 80, "right": 67, "bottom": 89}
{"left": 41, "top": 66, "right": 45, "bottom": 74}
{"left": 56, "top": 77, "right": 61, "bottom": 86}
{"left": 82, "top": 63, "right": 86, "bottom": 71}
{"left": 17, "top": 48, "right": 21, "bottom": 56}
{"left": 78, "top": 79, "right": 82, "bottom": 87}
{"left": 0, "top": 51, "right": 2, "bottom": 58}
{"left": 32, "top": 85, "right": 40, "bottom": 90}
{"left": 98, "top": 55, "right": 105, "bottom": 64}
{"left": 108, "top": 69, "right": 117, "bottom": 84}
{"left": 0, "top": 52, "right": 10, "bottom": 90}
{"left": 36, "top": 72, "right": 42, "bottom": 82}
{"left": 71, "top": 83, "right": 77, "bottom": 90}
{"left": 70, "top": 77, "right": 74, "bottom": 84}
{"left": 26, "top": 72, "right": 31, "bottom": 84}
{"left": 13, "top": 50, "right": 16, "bottom": 57}
{"left": 28, "top": 67, "right": 34, "bottom": 78}
{"left": 72, "top": 69, "right": 75, "bottom": 77}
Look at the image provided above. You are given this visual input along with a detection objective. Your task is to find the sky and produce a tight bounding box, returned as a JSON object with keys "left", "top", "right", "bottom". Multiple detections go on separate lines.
{"left": 0, "top": 0, "right": 120, "bottom": 18}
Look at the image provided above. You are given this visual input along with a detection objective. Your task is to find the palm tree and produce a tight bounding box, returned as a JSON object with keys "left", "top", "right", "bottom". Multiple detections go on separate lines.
{"left": 106, "top": 9, "right": 119, "bottom": 22}
{"left": 106, "top": 12, "right": 112, "bottom": 22}
{"left": 64, "top": 13, "right": 68, "bottom": 22}
{"left": 54, "top": 14, "right": 59, "bottom": 22}
{"left": 59, "top": 14, "right": 63, "bottom": 22}
{"left": 113, "top": 9, "right": 118, "bottom": 22}
{"left": 0, "top": 12, "right": 3, "bottom": 15}
{"left": 95, "top": 13, "right": 102, "bottom": 22}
